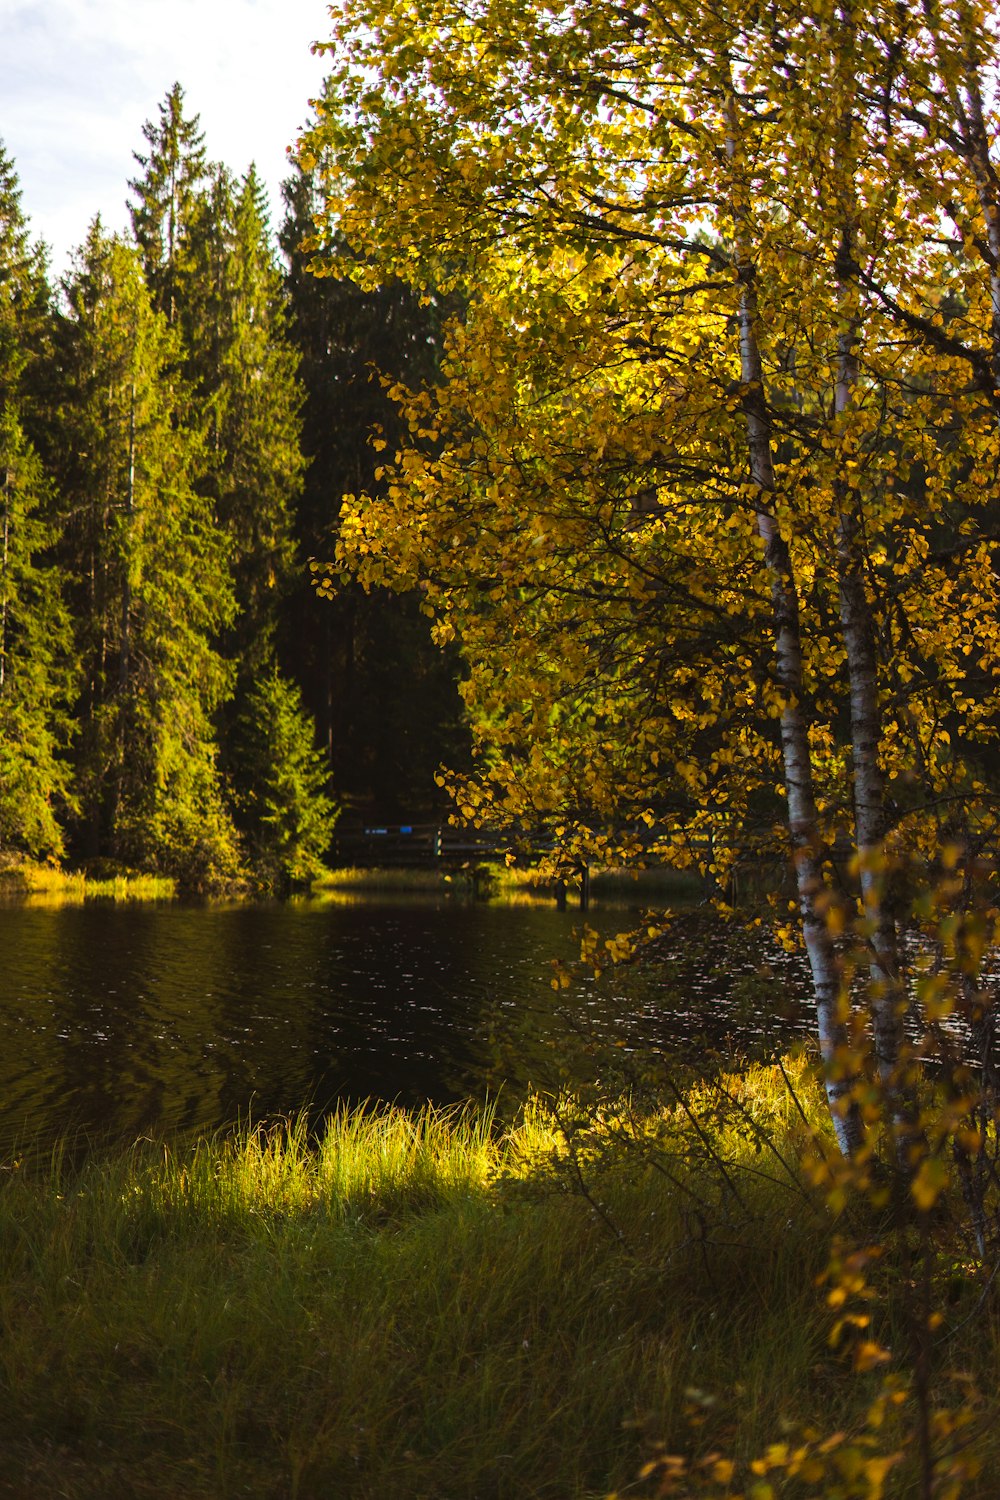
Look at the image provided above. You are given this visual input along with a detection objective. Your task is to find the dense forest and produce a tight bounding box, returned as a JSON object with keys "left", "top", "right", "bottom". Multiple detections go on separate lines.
{"left": 0, "top": 83, "right": 467, "bottom": 891}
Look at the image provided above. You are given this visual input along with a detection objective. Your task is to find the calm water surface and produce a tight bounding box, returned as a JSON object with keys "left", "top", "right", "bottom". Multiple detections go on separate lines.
{"left": 0, "top": 895, "right": 812, "bottom": 1152}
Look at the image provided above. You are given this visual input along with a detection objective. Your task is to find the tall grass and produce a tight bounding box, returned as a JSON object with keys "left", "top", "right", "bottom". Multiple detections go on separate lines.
{"left": 314, "top": 863, "right": 703, "bottom": 903}
{"left": 0, "top": 1070, "right": 995, "bottom": 1497}
{"left": 0, "top": 860, "right": 175, "bottom": 904}
{"left": 314, "top": 866, "right": 469, "bottom": 896}
{"left": 488, "top": 863, "right": 705, "bottom": 904}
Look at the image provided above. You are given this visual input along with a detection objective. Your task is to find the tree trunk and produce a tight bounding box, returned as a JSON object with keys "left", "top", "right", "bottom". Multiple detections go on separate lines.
{"left": 829, "top": 6, "right": 905, "bottom": 1104}
{"left": 724, "top": 85, "right": 863, "bottom": 1156}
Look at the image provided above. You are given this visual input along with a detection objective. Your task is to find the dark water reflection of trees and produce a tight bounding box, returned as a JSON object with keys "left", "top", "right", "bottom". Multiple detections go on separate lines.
{"left": 0, "top": 898, "right": 814, "bottom": 1153}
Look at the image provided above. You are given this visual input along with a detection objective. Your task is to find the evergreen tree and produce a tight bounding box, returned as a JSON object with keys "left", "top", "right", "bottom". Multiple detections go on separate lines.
{"left": 54, "top": 223, "right": 240, "bottom": 887}
{"left": 0, "top": 414, "right": 76, "bottom": 859}
{"left": 0, "top": 142, "right": 75, "bottom": 859}
{"left": 130, "top": 92, "right": 318, "bottom": 873}
{"left": 233, "top": 667, "right": 338, "bottom": 887}
{"left": 181, "top": 160, "right": 312, "bottom": 846}
{"left": 0, "top": 143, "right": 52, "bottom": 421}
{"left": 128, "top": 83, "right": 207, "bottom": 327}
{"left": 132, "top": 101, "right": 301, "bottom": 663}
{"left": 280, "top": 159, "right": 469, "bottom": 816}
{"left": 186, "top": 164, "right": 301, "bottom": 666}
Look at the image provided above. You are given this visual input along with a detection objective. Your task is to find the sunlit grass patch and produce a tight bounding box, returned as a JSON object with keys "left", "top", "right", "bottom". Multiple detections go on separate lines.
{"left": 313, "top": 865, "right": 462, "bottom": 896}
{"left": 0, "top": 1075, "right": 995, "bottom": 1497}
{"left": 0, "top": 859, "right": 176, "bottom": 904}
{"left": 77, "top": 872, "right": 176, "bottom": 901}
{"left": 489, "top": 862, "right": 704, "bottom": 902}
{"left": 313, "top": 863, "right": 703, "bottom": 904}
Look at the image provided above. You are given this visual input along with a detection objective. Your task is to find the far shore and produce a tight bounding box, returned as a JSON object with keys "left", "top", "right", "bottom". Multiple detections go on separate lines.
{"left": 0, "top": 857, "right": 705, "bottom": 906}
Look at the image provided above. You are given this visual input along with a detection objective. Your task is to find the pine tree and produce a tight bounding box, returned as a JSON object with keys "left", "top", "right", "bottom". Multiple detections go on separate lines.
{"left": 128, "top": 83, "right": 207, "bottom": 327}
{"left": 54, "top": 223, "right": 240, "bottom": 887}
{"left": 233, "top": 667, "right": 338, "bottom": 888}
{"left": 0, "top": 142, "right": 75, "bottom": 860}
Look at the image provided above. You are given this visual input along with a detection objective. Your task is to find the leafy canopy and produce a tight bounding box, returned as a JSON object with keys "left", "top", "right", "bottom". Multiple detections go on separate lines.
{"left": 302, "top": 0, "right": 1000, "bottom": 881}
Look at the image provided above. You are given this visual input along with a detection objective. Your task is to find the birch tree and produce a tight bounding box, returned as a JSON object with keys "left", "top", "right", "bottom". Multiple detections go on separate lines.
{"left": 300, "top": 0, "right": 1000, "bottom": 1150}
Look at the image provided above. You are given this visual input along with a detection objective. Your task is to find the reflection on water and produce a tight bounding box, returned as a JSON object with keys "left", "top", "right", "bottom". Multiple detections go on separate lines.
{"left": 0, "top": 897, "right": 814, "bottom": 1153}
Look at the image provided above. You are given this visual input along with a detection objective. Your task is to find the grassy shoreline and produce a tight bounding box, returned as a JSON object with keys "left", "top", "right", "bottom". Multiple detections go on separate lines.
{"left": 0, "top": 860, "right": 176, "bottom": 903}
{"left": 315, "top": 863, "right": 704, "bottom": 903}
{"left": 0, "top": 1063, "right": 994, "bottom": 1498}
{"left": 0, "top": 858, "right": 703, "bottom": 908}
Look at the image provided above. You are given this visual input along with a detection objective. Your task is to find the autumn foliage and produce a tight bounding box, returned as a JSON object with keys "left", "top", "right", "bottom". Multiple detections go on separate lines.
{"left": 301, "top": 0, "right": 1000, "bottom": 1155}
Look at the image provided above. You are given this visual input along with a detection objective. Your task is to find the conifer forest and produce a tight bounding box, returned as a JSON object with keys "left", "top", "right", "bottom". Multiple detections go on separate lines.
{"left": 0, "top": 83, "right": 467, "bottom": 892}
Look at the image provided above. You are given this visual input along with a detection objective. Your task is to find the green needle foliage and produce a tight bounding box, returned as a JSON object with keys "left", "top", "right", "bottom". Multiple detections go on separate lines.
{"left": 0, "top": 142, "right": 76, "bottom": 860}
{"left": 279, "top": 155, "right": 469, "bottom": 814}
{"left": 0, "top": 414, "right": 76, "bottom": 859}
{"left": 128, "top": 81, "right": 208, "bottom": 329}
{"left": 0, "top": 91, "right": 470, "bottom": 877}
{"left": 232, "top": 665, "right": 338, "bottom": 888}
{"left": 53, "top": 224, "right": 240, "bottom": 887}
{"left": 186, "top": 163, "right": 302, "bottom": 670}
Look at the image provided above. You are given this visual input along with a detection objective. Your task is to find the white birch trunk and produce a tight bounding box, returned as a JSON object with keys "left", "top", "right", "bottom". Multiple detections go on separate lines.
{"left": 829, "top": 10, "right": 905, "bottom": 1101}
{"left": 835, "top": 491, "right": 904, "bottom": 1090}
{"left": 957, "top": 44, "right": 1000, "bottom": 409}
{"left": 723, "top": 88, "right": 863, "bottom": 1157}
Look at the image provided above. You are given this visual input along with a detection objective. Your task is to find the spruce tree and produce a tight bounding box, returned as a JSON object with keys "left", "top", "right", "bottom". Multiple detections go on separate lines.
{"left": 0, "top": 144, "right": 52, "bottom": 419}
{"left": 132, "top": 113, "right": 302, "bottom": 661}
{"left": 0, "top": 414, "right": 76, "bottom": 859}
{"left": 129, "top": 93, "right": 319, "bottom": 872}
{"left": 180, "top": 160, "right": 319, "bottom": 853}
{"left": 187, "top": 164, "right": 301, "bottom": 666}
{"left": 54, "top": 223, "right": 240, "bottom": 887}
{"left": 128, "top": 83, "right": 207, "bottom": 327}
{"left": 233, "top": 667, "right": 337, "bottom": 888}
{"left": 0, "top": 142, "right": 75, "bottom": 860}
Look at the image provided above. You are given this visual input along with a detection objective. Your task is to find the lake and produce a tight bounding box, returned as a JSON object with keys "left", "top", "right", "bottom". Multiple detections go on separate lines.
{"left": 0, "top": 893, "right": 814, "bottom": 1153}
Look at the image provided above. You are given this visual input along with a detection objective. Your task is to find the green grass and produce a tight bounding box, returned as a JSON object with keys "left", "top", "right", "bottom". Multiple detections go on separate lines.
{"left": 0, "top": 859, "right": 176, "bottom": 904}
{"left": 0, "top": 1066, "right": 995, "bottom": 1498}
{"left": 488, "top": 863, "right": 705, "bottom": 903}
{"left": 314, "top": 865, "right": 474, "bottom": 895}
{"left": 314, "top": 863, "right": 704, "bottom": 903}
{"left": 0, "top": 858, "right": 700, "bottom": 908}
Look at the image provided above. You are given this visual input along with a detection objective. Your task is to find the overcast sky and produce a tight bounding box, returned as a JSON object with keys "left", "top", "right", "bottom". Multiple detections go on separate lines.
{"left": 1, "top": 0, "right": 331, "bottom": 278}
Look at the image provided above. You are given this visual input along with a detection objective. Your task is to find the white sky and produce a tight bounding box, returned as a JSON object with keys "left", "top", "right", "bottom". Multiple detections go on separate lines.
{"left": 0, "top": 0, "right": 332, "bottom": 277}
